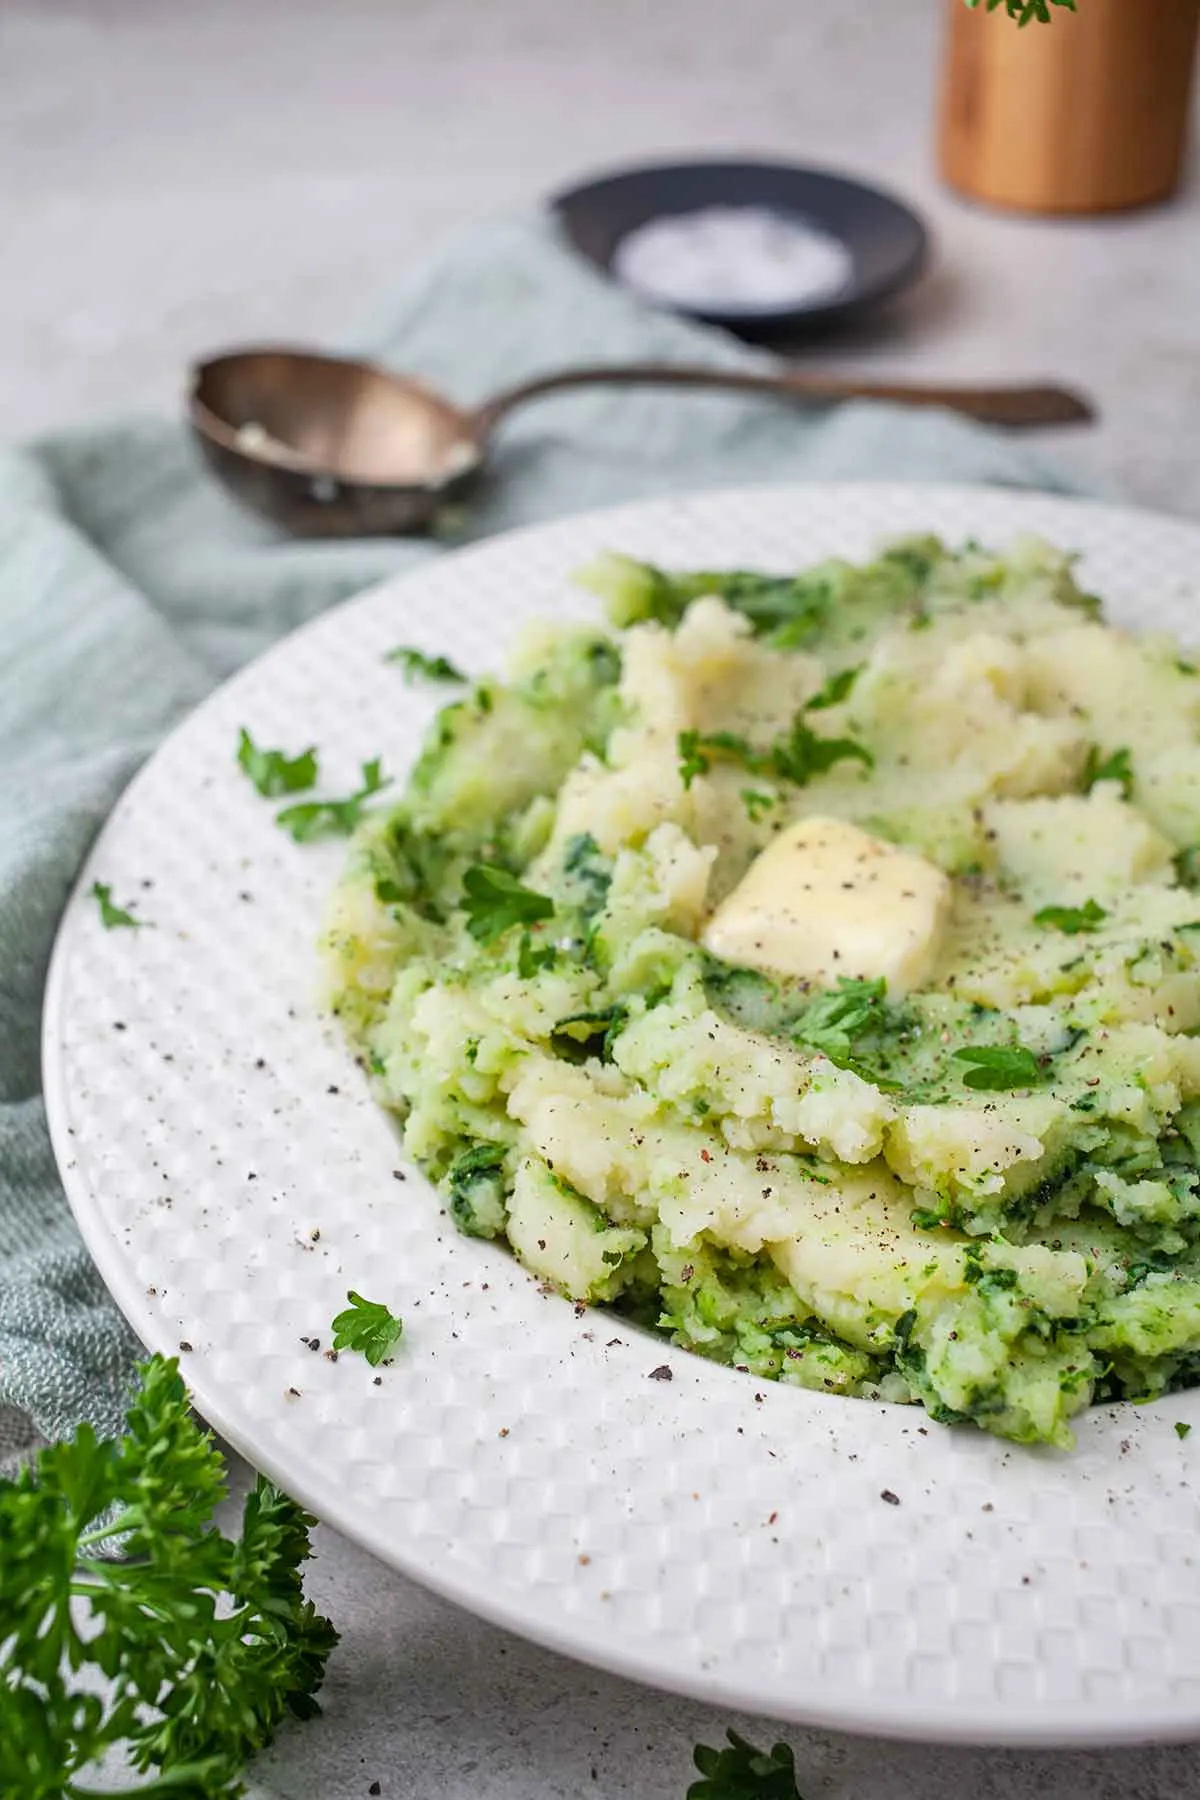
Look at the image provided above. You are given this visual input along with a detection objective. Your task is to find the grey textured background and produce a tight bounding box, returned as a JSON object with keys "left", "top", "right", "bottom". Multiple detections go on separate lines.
{"left": 5, "top": 2, "right": 1200, "bottom": 1795}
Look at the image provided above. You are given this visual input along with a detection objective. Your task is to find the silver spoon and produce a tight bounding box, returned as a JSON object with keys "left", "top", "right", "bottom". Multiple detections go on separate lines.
{"left": 189, "top": 345, "right": 1094, "bottom": 538}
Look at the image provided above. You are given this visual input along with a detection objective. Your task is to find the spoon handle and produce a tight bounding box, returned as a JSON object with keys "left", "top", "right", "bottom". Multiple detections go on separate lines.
{"left": 472, "top": 361, "right": 1094, "bottom": 432}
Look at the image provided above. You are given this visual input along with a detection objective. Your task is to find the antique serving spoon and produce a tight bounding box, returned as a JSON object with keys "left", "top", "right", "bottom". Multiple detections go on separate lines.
{"left": 189, "top": 346, "right": 1093, "bottom": 538}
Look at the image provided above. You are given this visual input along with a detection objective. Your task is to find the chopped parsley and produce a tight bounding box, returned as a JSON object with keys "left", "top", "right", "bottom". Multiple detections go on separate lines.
{"left": 1081, "top": 744, "right": 1134, "bottom": 799}
{"left": 1174, "top": 847, "right": 1200, "bottom": 890}
{"left": 329, "top": 1290, "right": 403, "bottom": 1366}
{"left": 1033, "top": 899, "right": 1108, "bottom": 935}
{"left": 770, "top": 713, "right": 872, "bottom": 785}
{"left": 804, "top": 664, "right": 862, "bottom": 711}
{"left": 792, "top": 976, "right": 889, "bottom": 1069}
{"left": 236, "top": 728, "right": 319, "bottom": 798}
{"left": 517, "top": 931, "right": 558, "bottom": 977}
{"left": 461, "top": 864, "right": 555, "bottom": 944}
{"left": 1175, "top": 1421, "right": 1192, "bottom": 1440}
{"left": 575, "top": 552, "right": 833, "bottom": 645}
{"left": 952, "top": 1044, "right": 1042, "bottom": 1090}
{"left": 740, "top": 788, "right": 777, "bottom": 822}
{"left": 89, "top": 881, "right": 144, "bottom": 930}
{"left": 276, "top": 758, "right": 389, "bottom": 842}
{"left": 384, "top": 646, "right": 467, "bottom": 685}
{"left": 678, "top": 702, "right": 871, "bottom": 792}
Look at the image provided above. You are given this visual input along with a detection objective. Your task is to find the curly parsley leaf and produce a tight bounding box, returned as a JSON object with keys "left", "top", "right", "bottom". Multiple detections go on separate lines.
{"left": 276, "top": 758, "right": 390, "bottom": 842}
{"left": 0, "top": 1354, "right": 336, "bottom": 1800}
{"left": 953, "top": 1044, "right": 1043, "bottom": 1090}
{"left": 1082, "top": 744, "right": 1134, "bottom": 799}
{"left": 384, "top": 646, "right": 467, "bottom": 685}
{"left": 689, "top": 1729, "right": 807, "bottom": 1800}
{"left": 89, "top": 881, "right": 144, "bottom": 930}
{"left": 792, "top": 976, "right": 889, "bottom": 1069}
{"left": 1033, "top": 898, "right": 1108, "bottom": 935}
{"left": 966, "top": 0, "right": 1075, "bottom": 23}
{"left": 330, "top": 1290, "right": 404, "bottom": 1367}
{"left": 461, "top": 863, "right": 555, "bottom": 944}
{"left": 236, "top": 728, "right": 319, "bottom": 798}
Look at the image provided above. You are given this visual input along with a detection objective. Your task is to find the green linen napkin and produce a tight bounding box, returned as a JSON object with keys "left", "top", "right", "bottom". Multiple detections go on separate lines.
{"left": 0, "top": 212, "right": 1083, "bottom": 1463}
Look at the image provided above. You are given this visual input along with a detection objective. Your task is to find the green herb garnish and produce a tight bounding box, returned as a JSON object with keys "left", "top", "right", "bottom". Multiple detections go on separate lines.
{"left": 236, "top": 728, "right": 318, "bottom": 798}
{"left": 1033, "top": 899, "right": 1108, "bottom": 935}
{"left": 966, "top": 0, "right": 1075, "bottom": 24}
{"left": 89, "top": 881, "right": 144, "bottom": 930}
{"left": 517, "top": 931, "right": 558, "bottom": 977}
{"left": 1174, "top": 847, "right": 1200, "bottom": 890}
{"left": 275, "top": 758, "right": 389, "bottom": 842}
{"left": 0, "top": 1355, "right": 336, "bottom": 1798}
{"left": 576, "top": 554, "right": 833, "bottom": 644}
{"left": 1175, "top": 1421, "right": 1192, "bottom": 1440}
{"left": 770, "top": 714, "right": 872, "bottom": 785}
{"left": 952, "top": 1044, "right": 1043, "bottom": 1090}
{"left": 677, "top": 704, "right": 871, "bottom": 792}
{"left": 330, "top": 1290, "right": 404, "bottom": 1366}
{"left": 804, "top": 665, "right": 862, "bottom": 711}
{"left": 461, "top": 864, "right": 555, "bottom": 944}
{"left": 740, "top": 788, "right": 777, "bottom": 822}
{"left": 1082, "top": 744, "right": 1134, "bottom": 799}
{"left": 792, "top": 976, "right": 889, "bottom": 1069}
{"left": 385, "top": 647, "right": 467, "bottom": 685}
{"left": 688, "top": 1729, "right": 807, "bottom": 1800}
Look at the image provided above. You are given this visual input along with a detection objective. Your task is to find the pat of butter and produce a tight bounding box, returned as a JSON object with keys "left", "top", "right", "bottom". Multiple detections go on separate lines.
{"left": 701, "top": 816, "right": 951, "bottom": 996}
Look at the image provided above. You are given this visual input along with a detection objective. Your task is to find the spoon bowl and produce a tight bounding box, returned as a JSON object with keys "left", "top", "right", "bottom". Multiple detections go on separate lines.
{"left": 189, "top": 348, "right": 481, "bottom": 536}
{"left": 190, "top": 343, "right": 1095, "bottom": 539}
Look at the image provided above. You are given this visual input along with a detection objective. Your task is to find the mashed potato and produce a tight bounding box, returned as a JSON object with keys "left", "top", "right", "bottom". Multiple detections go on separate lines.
{"left": 324, "top": 536, "right": 1200, "bottom": 1447}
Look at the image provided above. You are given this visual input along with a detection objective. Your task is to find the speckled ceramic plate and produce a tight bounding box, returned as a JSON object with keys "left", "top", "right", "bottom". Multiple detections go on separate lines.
{"left": 44, "top": 484, "right": 1200, "bottom": 1747}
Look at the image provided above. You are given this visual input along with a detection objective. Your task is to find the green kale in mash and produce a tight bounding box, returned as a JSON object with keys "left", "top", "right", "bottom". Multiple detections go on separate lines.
{"left": 324, "top": 536, "right": 1200, "bottom": 1447}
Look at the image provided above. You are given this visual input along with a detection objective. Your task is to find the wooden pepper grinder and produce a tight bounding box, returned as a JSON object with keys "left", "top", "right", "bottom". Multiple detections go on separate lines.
{"left": 939, "top": 0, "right": 1200, "bottom": 214}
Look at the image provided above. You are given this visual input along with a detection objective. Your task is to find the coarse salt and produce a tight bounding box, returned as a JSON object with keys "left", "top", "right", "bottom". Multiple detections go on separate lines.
{"left": 612, "top": 205, "right": 853, "bottom": 315}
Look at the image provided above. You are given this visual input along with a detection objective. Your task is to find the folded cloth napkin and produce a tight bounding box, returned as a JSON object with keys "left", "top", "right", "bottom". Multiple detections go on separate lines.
{"left": 0, "top": 211, "right": 1083, "bottom": 1466}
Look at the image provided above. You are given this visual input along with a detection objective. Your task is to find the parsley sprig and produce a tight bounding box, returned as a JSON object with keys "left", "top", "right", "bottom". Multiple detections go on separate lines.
{"left": 330, "top": 1290, "right": 404, "bottom": 1366}
{"left": 0, "top": 1355, "right": 337, "bottom": 1799}
{"left": 236, "top": 728, "right": 319, "bottom": 798}
{"left": 90, "top": 881, "right": 144, "bottom": 930}
{"left": 689, "top": 1729, "right": 807, "bottom": 1800}
{"left": 385, "top": 646, "right": 467, "bottom": 685}
{"left": 276, "top": 759, "right": 390, "bottom": 842}
{"left": 461, "top": 864, "right": 555, "bottom": 944}
{"left": 966, "top": 0, "right": 1075, "bottom": 23}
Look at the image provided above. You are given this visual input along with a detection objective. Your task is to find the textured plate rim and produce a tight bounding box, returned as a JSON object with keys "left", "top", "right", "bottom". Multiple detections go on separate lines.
{"left": 43, "top": 481, "right": 1200, "bottom": 1749}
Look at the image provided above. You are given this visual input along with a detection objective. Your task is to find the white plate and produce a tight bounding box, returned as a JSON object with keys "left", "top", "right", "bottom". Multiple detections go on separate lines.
{"left": 44, "top": 483, "right": 1200, "bottom": 1747}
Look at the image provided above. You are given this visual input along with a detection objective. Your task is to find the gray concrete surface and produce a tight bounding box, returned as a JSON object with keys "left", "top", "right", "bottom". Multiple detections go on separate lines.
{"left": 6, "top": 3, "right": 1200, "bottom": 1794}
